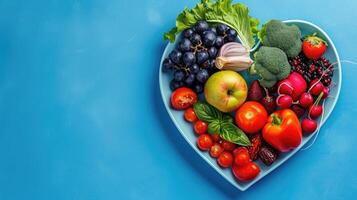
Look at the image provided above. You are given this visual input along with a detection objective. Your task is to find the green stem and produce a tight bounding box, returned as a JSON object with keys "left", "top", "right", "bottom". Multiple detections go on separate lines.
{"left": 313, "top": 92, "right": 324, "bottom": 106}
{"left": 271, "top": 114, "right": 282, "bottom": 126}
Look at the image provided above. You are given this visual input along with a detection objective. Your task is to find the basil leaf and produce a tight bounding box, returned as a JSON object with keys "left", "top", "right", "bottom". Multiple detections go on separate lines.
{"left": 193, "top": 101, "right": 222, "bottom": 123}
{"left": 220, "top": 123, "right": 251, "bottom": 146}
{"left": 222, "top": 114, "right": 233, "bottom": 123}
{"left": 208, "top": 120, "right": 221, "bottom": 134}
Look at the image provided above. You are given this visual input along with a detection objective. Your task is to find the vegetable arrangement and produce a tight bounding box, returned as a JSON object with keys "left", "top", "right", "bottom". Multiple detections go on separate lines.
{"left": 162, "top": 0, "right": 335, "bottom": 183}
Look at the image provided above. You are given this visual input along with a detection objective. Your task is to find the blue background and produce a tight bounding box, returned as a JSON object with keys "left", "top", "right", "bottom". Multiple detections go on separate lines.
{"left": 0, "top": 0, "right": 356, "bottom": 199}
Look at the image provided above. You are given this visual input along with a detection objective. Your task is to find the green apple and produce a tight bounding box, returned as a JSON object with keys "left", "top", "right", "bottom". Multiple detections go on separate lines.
{"left": 204, "top": 70, "right": 248, "bottom": 113}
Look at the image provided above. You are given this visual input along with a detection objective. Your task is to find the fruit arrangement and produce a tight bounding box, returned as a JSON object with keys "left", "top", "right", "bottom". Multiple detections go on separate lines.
{"left": 161, "top": 0, "right": 338, "bottom": 185}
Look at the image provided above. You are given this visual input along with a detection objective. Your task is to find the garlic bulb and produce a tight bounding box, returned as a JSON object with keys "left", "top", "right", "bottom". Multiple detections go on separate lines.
{"left": 215, "top": 42, "right": 253, "bottom": 71}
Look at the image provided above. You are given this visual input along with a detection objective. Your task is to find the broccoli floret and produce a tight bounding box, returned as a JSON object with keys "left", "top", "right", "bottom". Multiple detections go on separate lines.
{"left": 259, "top": 20, "right": 302, "bottom": 58}
{"left": 250, "top": 46, "right": 291, "bottom": 88}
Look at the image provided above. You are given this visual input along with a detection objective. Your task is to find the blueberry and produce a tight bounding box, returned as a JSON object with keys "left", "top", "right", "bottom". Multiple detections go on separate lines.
{"left": 170, "top": 79, "right": 184, "bottom": 91}
{"left": 208, "top": 27, "right": 217, "bottom": 33}
{"left": 183, "top": 28, "right": 194, "bottom": 38}
{"left": 226, "top": 29, "right": 237, "bottom": 41}
{"left": 193, "top": 83, "right": 203, "bottom": 93}
{"left": 195, "top": 21, "right": 209, "bottom": 33}
{"left": 216, "top": 24, "right": 228, "bottom": 35}
{"left": 202, "top": 31, "right": 217, "bottom": 47}
{"left": 196, "top": 69, "right": 209, "bottom": 83}
{"left": 196, "top": 51, "right": 209, "bottom": 64}
{"left": 184, "top": 74, "right": 195, "bottom": 86}
{"left": 189, "top": 33, "right": 201, "bottom": 45}
{"left": 208, "top": 47, "right": 217, "bottom": 58}
{"left": 178, "top": 38, "right": 191, "bottom": 52}
{"left": 174, "top": 70, "right": 185, "bottom": 81}
{"left": 215, "top": 36, "right": 224, "bottom": 47}
{"left": 162, "top": 58, "right": 174, "bottom": 72}
{"left": 169, "top": 49, "right": 182, "bottom": 65}
{"left": 182, "top": 52, "right": 196, "bottom": 66}
{"left": 189, "top": 64, "right": 200, "bottom": 74}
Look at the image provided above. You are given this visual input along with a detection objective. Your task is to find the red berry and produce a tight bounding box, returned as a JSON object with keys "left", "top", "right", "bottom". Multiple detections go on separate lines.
{"left": 302, "top": 118, "right": 318, "bottom": 134}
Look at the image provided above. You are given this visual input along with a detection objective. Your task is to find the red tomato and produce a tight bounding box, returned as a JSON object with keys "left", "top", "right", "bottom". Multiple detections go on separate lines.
{"left": 171, "top": 87, "right": 198, "bottom": 110}
{"left": 232, "top": 162, "right": 260, "bottom": 181}
{"left": 197, "top": 134, "right": 213, "bottom": 151}
{"left": 194, "top": 120, "right": 208, "bottom": 135}
{"left": 302, "top": 34, "right": 327, "bottom": 60}
{"left": 217, "top": 151, "right": 233, "bottom": 168}
{"left": 221, "top": 140, "right": 236, "bottom": 151}
{"left": 235, "top": 101, "right": 268, "bottom": 134}
{"left": 211, "top": 134, "right": 221, "bottom": 142}
{"left": 184, "top": 107, "right": 198, "bottom": 123}
{"left": 233, "top": 147, "right": 251, "bottom": 167}
{"left": 210, "top": 143, "right": 224, "bottom": 158}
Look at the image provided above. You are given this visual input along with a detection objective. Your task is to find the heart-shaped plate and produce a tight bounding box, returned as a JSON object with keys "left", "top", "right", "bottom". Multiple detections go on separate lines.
{"left": 159, "top": 20, "right": 341, "bottom": 191}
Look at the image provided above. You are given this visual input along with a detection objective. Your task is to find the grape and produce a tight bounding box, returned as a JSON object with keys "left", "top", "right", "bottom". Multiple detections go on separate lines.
{"left": 178, "top": 38, "right": 192, "bottom": 52}
{"left": 183, "top": 28, "right": 194, "bottom": 38}
{"left": 208, "top": 47, "right": 218, "bottom": 58}
{"left": 182, "top": 52, "right": 196, "bottom": 66}
{"left": 208, "top": 27, "right": 217, "bottom": 33}
{"left": 174, "top": 70, "right": 185, "bottom": 81}
{"left": 193, "top": 83, "right": 203, "bottom": 93}
{"left": 170, "top": 79, "right": 184, "bottom": 90}
{"left": 189, "top": 33, "right": 201, "bottom": 45}
{"left": 169, "top": 49, "right": 182, "bottom": 64}
{"left": 207, "top": 59, "right": 216, "bottom": 72}
{"left": 216, "top": 24, "right": 228, "bottom": 35}
{"left": 162, "top": 58, "right": 174, "bottom": 72}
{"left": 202, "top": 31, "right": 217, "bottom": 47}
{"left": 196, "top": 69, "right": 209, "bottom": 83}
{"left": 215, "top": 36, "right": 224, "bottom": 47}
{"left": 184, "top": 74, "right": 195, "bottom": 86}
{"left": 226, "top": 29, "right": 237, "bottom": 42}
{"left": 195, "top": 21, "right": 209, "bottom": 33}
{"left": 196, "top": 51, "right": 209, "bottom": 64}
{"left": 189, "top": 64, "right": 200, "bottom": 74}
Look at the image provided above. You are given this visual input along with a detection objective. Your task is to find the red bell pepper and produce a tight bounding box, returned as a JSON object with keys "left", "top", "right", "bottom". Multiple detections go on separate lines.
{"left": 262, "top": 109, "right": 302, "bottom": 152}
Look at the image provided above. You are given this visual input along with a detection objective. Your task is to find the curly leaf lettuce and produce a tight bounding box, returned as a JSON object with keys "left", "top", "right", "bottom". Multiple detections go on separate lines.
{"left": 163, "top": 0, "right": 259, "bottom": 49}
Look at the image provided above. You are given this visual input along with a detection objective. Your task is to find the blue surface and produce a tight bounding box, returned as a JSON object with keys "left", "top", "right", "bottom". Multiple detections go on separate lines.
{"left": 0, "top": 0, "right": 356, "bottom": 199}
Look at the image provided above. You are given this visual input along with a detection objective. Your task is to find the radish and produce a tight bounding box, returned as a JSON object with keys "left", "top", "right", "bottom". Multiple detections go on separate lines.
{"left": 308, "top": 92, "right": 324, "bottom": 119}
{"left": 321, "top": 87, "right": 329, "bottom": 99}
{"left": 299, "top": 92, "right": 314, "bottom": 108}
{"left": 302, "top": 118, "right": 317, "bottom": 134}
{"left": 277, "top": 72, "right": 307, "bottom": 101}
{"left": 276, "top": 94, "right": 293, "bottom": 109}
{"left": 309, "top": 79, "right": 324, "bottom": 96}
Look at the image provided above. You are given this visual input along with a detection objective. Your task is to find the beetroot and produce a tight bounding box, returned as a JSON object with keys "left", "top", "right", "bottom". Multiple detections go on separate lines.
{"left": 261, "top": 95, "right": 276, "bottom": 114}
{"left": 248, "top": 80, "right": 264, "bottom": 101}
{"left": 277, "top": 72, "right": 307, "bottom": 101}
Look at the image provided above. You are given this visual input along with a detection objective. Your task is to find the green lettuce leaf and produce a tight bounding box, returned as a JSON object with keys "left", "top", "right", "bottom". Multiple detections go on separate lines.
{"left": 163, "top": 0, "right": 259, "bottom": 49}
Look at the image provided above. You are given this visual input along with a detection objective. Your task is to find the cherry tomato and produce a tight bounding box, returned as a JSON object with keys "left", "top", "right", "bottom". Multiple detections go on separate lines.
{"left": 221, "top": 140, "right": 236, "bottom": 151}
{"left": 232, "top": 162, "right": 260, "bottom": 181}
{"left": 210, "top": 143, "right": 224, "bottom": 158}
{"left": 235, "top": 101, "right": 268, "bottom": 134}
{"left": 171, "top": 87, "right": 198, "bottom": 110}
{"left": 184, "top": 107, "right": 198, "bottom": 123}
{"left": 217, "top": 151, "right": 233, "bottom": 168}
{"left": 194, "top": 120, "right": 208, "bottom": 135}
{"left": 233, "top": 147, "right": 251, "bottom": 167}
{"left": 197, "top": 134, "right": 213, "bottom": 151}
{"left": 211, "top": 134, "right": 221, "bottom": 142}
